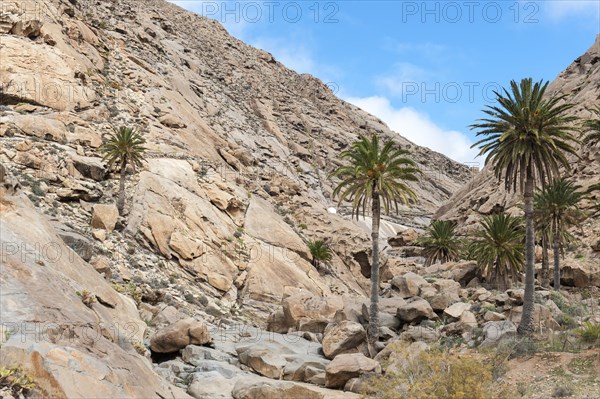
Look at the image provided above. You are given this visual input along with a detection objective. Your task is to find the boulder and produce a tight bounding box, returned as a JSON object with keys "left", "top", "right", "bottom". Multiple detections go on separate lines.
{"left": 391, "top": 272, "right": 428, "bottom": 298}
{"left": 232, "top": 378, "right": 324, "bottom": 399}
{"left": 91, "top": 204, "right": 119, "bottom": 232}
{"left": 90, "top": 255, "right": 112, "bottom": 279}
{"left": 479, "top": 320, "right": 517, "bottom": 348}
{"left": 325, "top": 353, "right": 381, "bottom": 389}
{"left": 458, "top": 310, "right": 478, "bottom": 331}
{"left": 282, "top": 291, "right": 344, "bottom": 334}
{"left": 443, "top": 302, "right": 471, "bottom": 319}
{"left": 322, "top": 321, "right": 366, "bottom": 359}
{"left": 53, "top": 223, "right": 94, "bottom": 262}
{"left": 150, "top": 318, "right": 213, "bottom": 353}
{"left": 397, "top": 298, "right": 437, "bottom": 322}
{"left": 388, "top": 228, "right": 419, "bottom": 247}
{"left": 561, "top": 264, "right": 600, "bottom": 287}
{"left": 70, "top": 154, "right": 106, "bottom": 181}
{"left": 401, "top": 325, "right": 440, "bottom": 343}
{"left": 447, "top": 261, "right": 479, "bottom": 286}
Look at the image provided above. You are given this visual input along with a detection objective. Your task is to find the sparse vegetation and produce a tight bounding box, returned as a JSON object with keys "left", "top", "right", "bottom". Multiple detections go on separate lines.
{"left": 307, "top": 239, "right": 333, "bottom": 268}
{"left": 0, "top": 366, "right": 36, "bottom": 396}
{"left": 76, "top": 289, "right": 97, "bottom": 308}
{"left": 112, "top": 283, "right": 142, "bottom": 305}
{"left": 576, "top": 322, "right": 600, "bottom": 344}
{"left": 366, "top": 346, "right": 514, "bottom": 399}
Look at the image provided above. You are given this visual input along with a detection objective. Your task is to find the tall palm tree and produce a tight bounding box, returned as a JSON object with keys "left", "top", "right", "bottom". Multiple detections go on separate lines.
{"left": 471, "top": 78, "right": 578, "bottom": 335}
{"left": 98, "top": 127, "right": 147, "bottom": 215}
{"left": 417, "top": 220, "right": 462, "bottom": 266}
{"left": 307, "top": 239, "right": 333, "bottom": 269}
{"left": 469, "top": 213, "right": 525, "bottom": 291}
{"left": 535, "top": 179, "right": 583, "bottom": 290}
{"left": 331, "top": 134, "right": 419, "bottom": 354}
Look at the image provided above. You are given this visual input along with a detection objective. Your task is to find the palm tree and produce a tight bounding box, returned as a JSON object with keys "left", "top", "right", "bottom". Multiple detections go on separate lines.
{"left": 535, "top": 179, "right": 583, "bottom": 290}
{"left": 471, "top": 78, "right": 578, "bottom": 335}
{"left": 331, "top": 134, "right": 419, "bottom": 354}
{"left": 583, "top": 106, "right": 600, "bottom": 217}
{"left": 307, "top": 239, "right": 333, "bottom": 269}
{"left": 417, "top": 220, "right": 462, "bottom": 266}
{"left": 533, "top": 202, "right": 552, "bottom": 288}
{"left": 582, "top": 105, "right": 600, "bottom": 145}
{"left": 98, "top": 127, "right": 147, "bottom": 215}
{"left": 469, "top": 213, "right": 525, "bottom": 291}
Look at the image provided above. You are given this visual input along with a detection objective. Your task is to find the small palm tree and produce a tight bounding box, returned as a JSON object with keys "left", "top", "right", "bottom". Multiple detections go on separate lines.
{"left": 307, "top": 239, "right": 333, "bottom": 268}
{"left": 469, "top": 213, "right": 525, "bottom": 291}
{"left": 535, "top": 179, "right": 583, "bottom": 290}
{"left": 582, "top": 105, "right": 600, "bottom": 145}
{"left": 417, "top": 220, "right": 462, "bottom": 266}
{"left": 471, "top": 78, "right": 578, "bottom": 335}
{"left": 98, "top": 127, "right": 147, "bottom": 215}
{"left": 583, "top": 106, "right": 600, "bottom": 218}
{"left": 533, "top": 204, "right": 552, "bottom": 288}
{"left": 331, "top": 134, "right": 419, "bottom": 354}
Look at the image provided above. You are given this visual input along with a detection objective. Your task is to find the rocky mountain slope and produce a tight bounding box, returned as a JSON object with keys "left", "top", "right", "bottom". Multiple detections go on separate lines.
{"left": 1, "top": 0, "right": 471, "bottom": 301}
{"left": 0, "top": 0, "right": 472, "bottom": 397}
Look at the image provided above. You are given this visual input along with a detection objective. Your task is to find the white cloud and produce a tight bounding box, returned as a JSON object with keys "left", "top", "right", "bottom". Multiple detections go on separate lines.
{"left": 345, "top": 96, "right": 480, "bottom": 165}
{"left": 250, "top": 37, "right": 315, "bottom": 74}
{"left": 376, "top": 62, "right": 428, "bottom": 95}
{"left": 542, "top": 0, "right": 600, "bottom": 19}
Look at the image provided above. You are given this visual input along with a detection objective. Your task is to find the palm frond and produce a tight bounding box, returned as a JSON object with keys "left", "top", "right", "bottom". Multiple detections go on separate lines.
{"left": 331, "top": 134, "right": 420, "bottom": 219}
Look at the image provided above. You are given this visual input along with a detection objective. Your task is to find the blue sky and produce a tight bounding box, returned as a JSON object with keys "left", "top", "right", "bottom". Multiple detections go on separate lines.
{"left": 170, "top": 1, "right": 599, "bottom": 166}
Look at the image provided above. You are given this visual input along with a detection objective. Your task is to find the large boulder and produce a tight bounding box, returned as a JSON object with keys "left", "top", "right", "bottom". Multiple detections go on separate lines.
{"left": 479, "top": 320, "right": 517, "bottom": 348}
{"left": 388, "top": 228, "right": 419, "bottom": 247}
{"left": 391, "top": 272, "right": 429, "bottom": 298}
{"left": 150, "top": 318, "right": 213, "bottom": 353}
{"left": 443, "top": 302, "right": 471, "bottom": 319}
{"left": 281, "top": 291, "right": 344, "bottom": 334}
{"left": 325, "top": 353, "right": 381, "bottom": 389}
{"left": 91, "top": 204, "right": 119, "bottom": 232}
{"left": 322, "top": 321, "right": 366, "bottom": 359}
{"left": 397, "top": 298, "right": 437, "bottom": 323}
{"left": 232, "top": 378, "right": 323, "bottom": 399}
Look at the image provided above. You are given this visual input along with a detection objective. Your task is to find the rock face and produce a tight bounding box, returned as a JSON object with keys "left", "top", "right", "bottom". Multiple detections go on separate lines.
{"left": 0, "top": 194, "right": 189, "bottom": 398}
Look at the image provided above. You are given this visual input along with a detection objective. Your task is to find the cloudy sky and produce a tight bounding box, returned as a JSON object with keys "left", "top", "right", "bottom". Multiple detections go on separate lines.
{"left": 170, "top": 0, "right": 599, "bottom": 166}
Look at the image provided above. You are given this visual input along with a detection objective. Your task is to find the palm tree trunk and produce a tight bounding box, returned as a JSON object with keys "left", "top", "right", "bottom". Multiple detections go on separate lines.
{"left": 518, "top": 169, "right": 535, "bottom": 336}
{"left": 553, "top": 217, "right": 561, "bottom": 291}
{"left": 367, "top": 186, "right": 381, "bottom": 357}
{"left": 117, "top": 159, "right": 127, "bottom": 215}
{"left": 541, "top": 235, "right": 550, "bottom": 288}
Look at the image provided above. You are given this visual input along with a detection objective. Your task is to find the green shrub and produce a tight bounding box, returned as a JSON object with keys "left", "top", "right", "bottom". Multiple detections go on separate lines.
{"left": 0, "top": 366, "right": 36, "bottom": 396}
{"left": 577, "top": 322, "right": 600, "bottom": 344}
{"left": 76, "top": 289, "right": 96, "bottom": 308}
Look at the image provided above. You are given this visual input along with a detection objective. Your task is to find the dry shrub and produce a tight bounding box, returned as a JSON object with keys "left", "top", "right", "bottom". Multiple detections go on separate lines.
{"left": 365, "top": 347, "right": 514, "bottom": 399}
